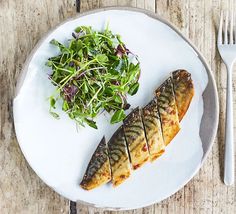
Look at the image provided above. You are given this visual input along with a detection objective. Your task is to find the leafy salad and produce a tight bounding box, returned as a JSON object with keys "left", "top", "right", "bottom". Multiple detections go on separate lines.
{"left": 46, "top": 25, "right": 140, "bottom": 129}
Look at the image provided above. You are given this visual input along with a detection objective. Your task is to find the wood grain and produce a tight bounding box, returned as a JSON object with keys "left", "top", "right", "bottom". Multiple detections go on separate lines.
{"left": 0, "top": 0, "right": 236, "bottom": 213}
{"left": 0, "top": 1, "right": 76, "bottom": 213}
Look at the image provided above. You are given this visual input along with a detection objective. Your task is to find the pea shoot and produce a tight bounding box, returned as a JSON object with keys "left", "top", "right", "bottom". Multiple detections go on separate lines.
{"left": 46, "top": 26, "right": 140, "bottom": 129}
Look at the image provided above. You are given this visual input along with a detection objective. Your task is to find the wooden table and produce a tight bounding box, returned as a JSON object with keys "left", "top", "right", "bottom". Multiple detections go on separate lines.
{"left": 1, "top": 0, "right": 235, "bottom": 213}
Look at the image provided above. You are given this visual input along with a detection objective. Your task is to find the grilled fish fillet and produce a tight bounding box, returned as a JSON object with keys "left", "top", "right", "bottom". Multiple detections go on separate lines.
{"left": 156, "top": 77, "right": 180, "bottom": 146}
{"left": 80, "top": 70, "right": 194, "bottom": 190}
{"left": 80, "top": 137, "right": 111, "bottom": 190}
{"left": 172, "top": 70, "right": 194, "bottom": 121}
{"left": 123, "top": 107, "right": 149, "bottom": 170}
{"left": 108, "top": 126, "right": 131, "bottom": 187}
{"left": 142, "top": 99, "right": 165, "bottom": 161}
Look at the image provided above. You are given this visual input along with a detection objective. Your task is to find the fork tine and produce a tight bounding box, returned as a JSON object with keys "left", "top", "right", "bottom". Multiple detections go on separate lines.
{"left": 218, "top": 11, "right": 223, "bottom": 44}
{"left": 230, "top": 10, "right": 234, "bottom": 44}
{"left": 224, "top": 11, "right": 229, "bottom": 44}
{"left": 235, "top": 12, "right": 236, "bottom": 44}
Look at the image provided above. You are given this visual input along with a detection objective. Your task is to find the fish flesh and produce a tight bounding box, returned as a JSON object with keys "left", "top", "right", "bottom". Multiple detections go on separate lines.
{"left": 156, "top": 77, "right": 180, "bottom": 146}
{"left": 107, "top": 126, "right": 131, "bottom": 186}
{"left": 172, "top": 69, "right": 194, "bottom": 121}
{"left": 142, "top": 99, "right": 165, "bottom": 161}
{"left": 80, "top": 137, "right": 111, "bottom": 190}
{"left": 123, "top": 107, "right": 149, "bottom": 170}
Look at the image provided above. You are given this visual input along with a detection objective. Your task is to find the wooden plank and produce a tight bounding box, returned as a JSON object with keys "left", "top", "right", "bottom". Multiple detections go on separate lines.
{"left": 78, "top": 1, "right": 155, "bottom": 214}
{"left": 185, "top": 1, "right": 213, "bottom": 213}
{"left": 80, "top": 0, "right": 156, "bottom": 12}
{"left": 0, "top": 0, "right": 76, "bottom": 213}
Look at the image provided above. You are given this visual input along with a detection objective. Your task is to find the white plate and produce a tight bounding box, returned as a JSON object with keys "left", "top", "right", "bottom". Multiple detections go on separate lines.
{"left": 13, "top": 8, "right": 219, "bottom": 210}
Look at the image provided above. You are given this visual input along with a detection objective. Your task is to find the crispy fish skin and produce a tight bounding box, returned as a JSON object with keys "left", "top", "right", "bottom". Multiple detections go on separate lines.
{"left": 172, "top": 70, "right": 194, "bottom": 121}
{"left": 80, "top": 137, "right": 111, "bottom": 190}
{"left": 142, "top": 99, "right": 165, "bottom": 161}
{"left": 156, "top": 77, "right": 180, "bottom": 146}
{"left": 123, "top": 108, "right": 150, "bottom": 170}
{"left": 108, "top": 126, "right": 131, "bottom": 187}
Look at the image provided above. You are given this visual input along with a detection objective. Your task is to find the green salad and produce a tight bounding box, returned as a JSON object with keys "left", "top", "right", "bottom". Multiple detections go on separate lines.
{"left": 46, "top": 25, "right": 140, "bottom": 129}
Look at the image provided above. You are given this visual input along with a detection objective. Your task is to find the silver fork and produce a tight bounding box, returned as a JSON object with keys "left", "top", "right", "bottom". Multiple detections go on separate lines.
{"left": 218, "top": 11, "right": 235, "bottom": 185}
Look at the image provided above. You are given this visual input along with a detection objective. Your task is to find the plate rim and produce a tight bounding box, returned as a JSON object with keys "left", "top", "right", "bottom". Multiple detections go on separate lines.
{"left": 13, "top": 6, "right": 219, "bottom": 210}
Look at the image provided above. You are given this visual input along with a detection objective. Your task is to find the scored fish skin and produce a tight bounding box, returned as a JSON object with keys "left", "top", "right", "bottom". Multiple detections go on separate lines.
{"left": 123, "top": 107, "right": 150, "bottom": 170}
{"left": 107, "top": 126, "right": 131, "bottom": 187}
{"left": 156, "top": 77, "right": 180, "bottom": 146}
{"left": 172, "top": 70, "right": 194, "bottom": 122}
{"left": 80, "top": 137, "right": 111, "bottom": 190}
{"left": 80, "top": 70, "right": 194, "bottom": 190}
{"left": 142, "top": 99, "right": 165, "bottom": 161}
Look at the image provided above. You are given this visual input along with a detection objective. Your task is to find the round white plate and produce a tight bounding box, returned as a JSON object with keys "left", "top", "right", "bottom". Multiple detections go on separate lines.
{"left": 13, "top": 8, "right": 219, "bottom": 210}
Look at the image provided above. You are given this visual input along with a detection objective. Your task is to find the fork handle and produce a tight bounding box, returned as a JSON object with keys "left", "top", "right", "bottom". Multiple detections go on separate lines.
{"left": 224, "top": 65, "right": 234, "bottom": 185}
